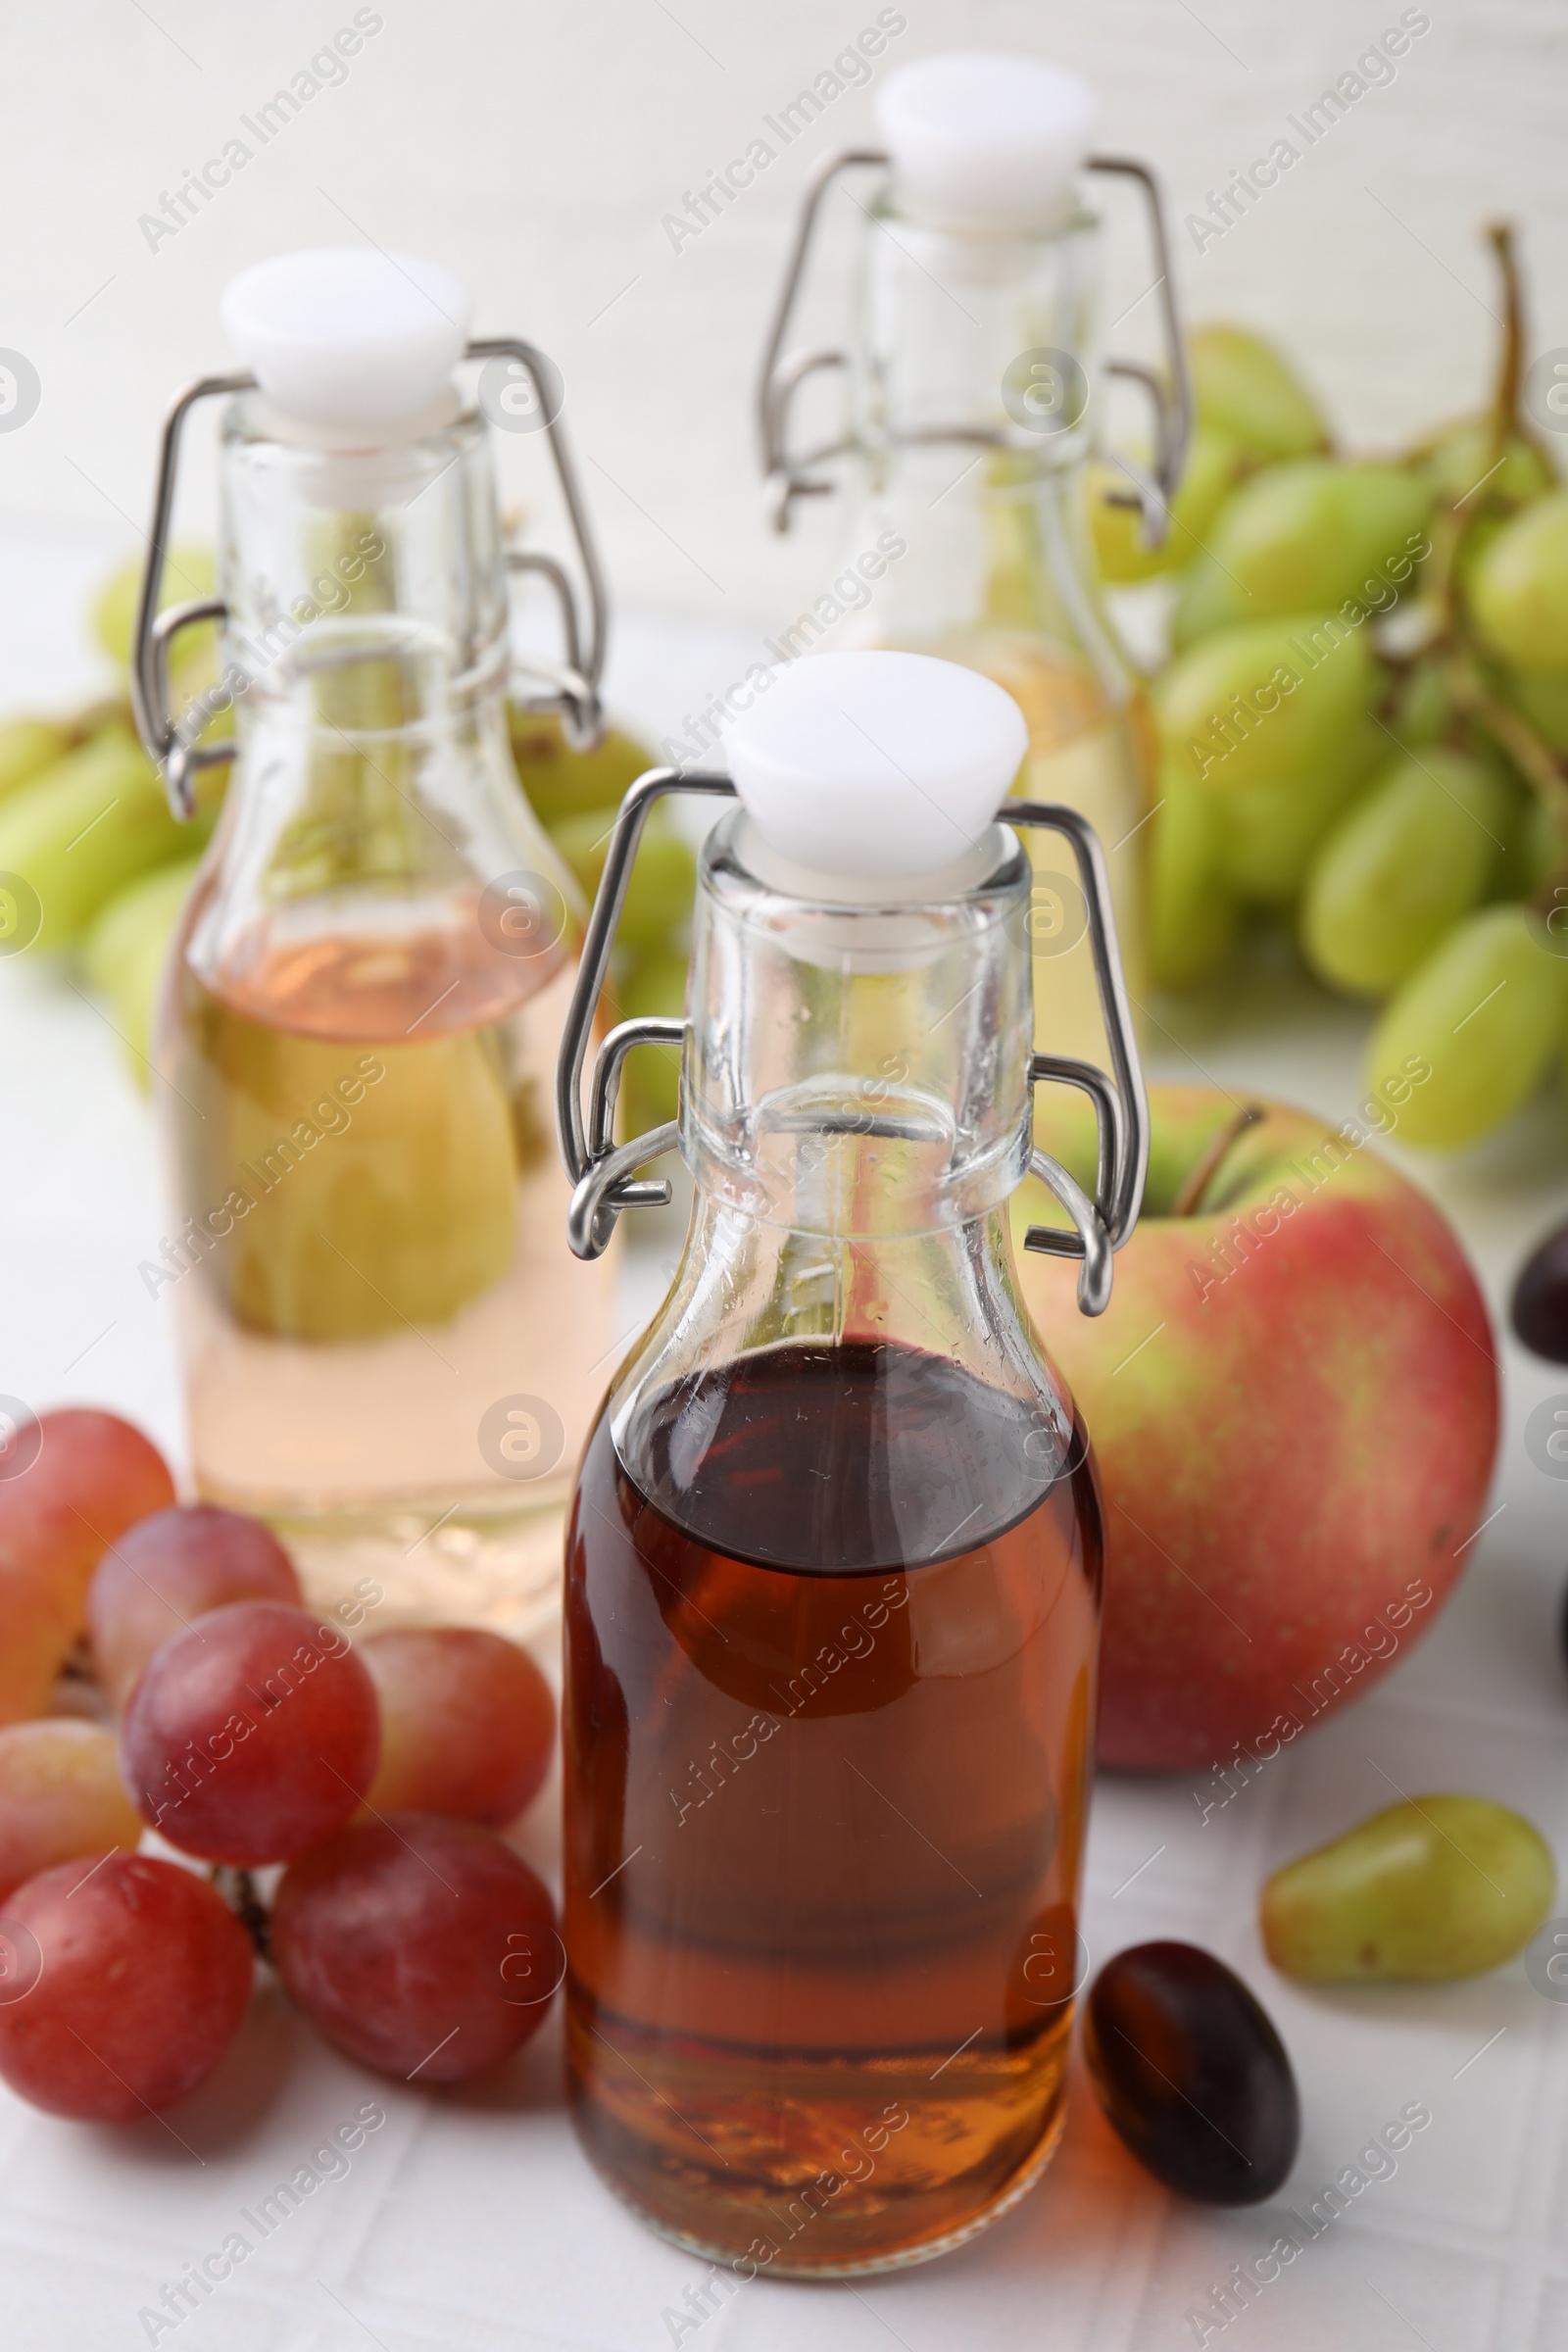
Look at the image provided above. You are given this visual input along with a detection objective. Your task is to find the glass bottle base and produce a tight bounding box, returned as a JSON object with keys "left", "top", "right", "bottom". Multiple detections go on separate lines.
{"left": 573, "top": 2077, "right": 1068, "bottom": 2279}
{"left": 204, "top": 1488, "right": 568, "bottom": 1642}
{"left": 565, "top": 1995, "right": 1073, "bottom": 2279}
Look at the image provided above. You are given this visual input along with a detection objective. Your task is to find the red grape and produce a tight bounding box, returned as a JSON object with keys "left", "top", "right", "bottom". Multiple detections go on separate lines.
{"left": 0, "top": 1852, "right": 252, "bottom": 2119}
{"left": 88, "top": 1504, "right": 302, "bottom": 1711}
{"left": 0, "top": 1565, "right": 79, "bottom": 1729}
{"left": 271, "top": 1814, "right": 560, "bottom": 2082}
{"left": 0, "top": 1408, "right": 175, "bottom": 1725}
{"left": 118, "top": 1601, "right": 379, "bottom": 1865}
{"left": 0, "top": 1721, "right": 143, "bottom": 1902}
{"left": 0, "top": 1408, "right": 175, "bottom": 1616}
{"left": 361, "top": 1629, "right": 555, "bottom": 1826}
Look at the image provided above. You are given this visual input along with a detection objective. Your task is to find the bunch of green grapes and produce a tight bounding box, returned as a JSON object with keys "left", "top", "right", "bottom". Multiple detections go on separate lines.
{"left": 1098, "top": 230, "right": 1568, "bottom": 1152}
{"left": 0, "top": 551, "right": 220, "bottom": 1043}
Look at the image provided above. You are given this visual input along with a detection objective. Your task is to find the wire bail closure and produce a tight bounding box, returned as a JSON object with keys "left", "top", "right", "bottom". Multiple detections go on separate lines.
{"left": 554, "top": 775, "right": 1147, "bottom": 1316}
{"left": 129, "top": 339, "right": 610, "bottom": 819}
{"left": 756, "top": 148, "right": 1193, "bottom": 549}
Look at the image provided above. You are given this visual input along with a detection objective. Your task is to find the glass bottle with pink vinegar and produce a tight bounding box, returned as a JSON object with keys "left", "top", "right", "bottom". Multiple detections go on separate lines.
{"left": 131, "top": 248, "right": 618, "bottom": 1634}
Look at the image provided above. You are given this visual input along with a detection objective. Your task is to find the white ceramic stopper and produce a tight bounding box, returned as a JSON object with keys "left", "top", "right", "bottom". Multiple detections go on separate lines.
{"left": 220, "top": 248, "right": 472, "bottom": 437}
{"left": 723, "top": 652, "right": 1028, "bottom": 886}
{"left": 873, "top": 52, "right": 1098, "bottom": 236}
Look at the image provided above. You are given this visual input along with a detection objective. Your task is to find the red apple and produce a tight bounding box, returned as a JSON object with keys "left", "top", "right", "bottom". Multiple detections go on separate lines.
{"left": 1013, "top": 1085, "right": 1498, "bottom": 1771}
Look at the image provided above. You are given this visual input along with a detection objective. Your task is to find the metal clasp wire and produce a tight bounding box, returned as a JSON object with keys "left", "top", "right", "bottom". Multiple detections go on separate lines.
{"left": 556, "top": 769, "right": 734, "bottom": 1263}
{"left": 554, "top": 777, "right": 1148, "bottom": 1315}
{"left": 756, "top": 148, "right": 1192, "bottom": 550}
{"left": 129, "top": 340, "right": 609, "bottom": 819}
{"left": 1007, "top": 801, "right": 1147, "bottom": 1315}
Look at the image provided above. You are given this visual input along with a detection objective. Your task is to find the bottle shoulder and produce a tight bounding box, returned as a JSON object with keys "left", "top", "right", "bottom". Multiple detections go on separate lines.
{"left": 594, "top": 1333, "right": 1091, "bottom": 1581}
{"left": 802, "top": 466, "right": 1144, "bottom": 730}
{"left": 174, "top": 710, "right": 581, "bottom": 1039}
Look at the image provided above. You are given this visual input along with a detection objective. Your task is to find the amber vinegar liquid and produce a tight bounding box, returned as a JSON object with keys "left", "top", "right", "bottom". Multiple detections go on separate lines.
{"left": 564, "top": 1340, "right": 1102, "bottom": 2274}
{"left": 161, "top": 900, "right": 620, "bottom": 1634}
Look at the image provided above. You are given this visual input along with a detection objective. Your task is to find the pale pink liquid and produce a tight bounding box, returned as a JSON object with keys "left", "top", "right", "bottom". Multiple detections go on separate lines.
{"left": 158, "top": 902, "right": 621, "bottom": 1635}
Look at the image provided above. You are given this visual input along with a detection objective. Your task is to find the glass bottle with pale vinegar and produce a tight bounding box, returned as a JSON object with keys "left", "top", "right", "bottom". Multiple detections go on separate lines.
{"left": 554, "top": 650, "right": 1147, "bottom": 2273}
{"left": 131, "top": 249, "right": 620, "bottom": 1635}
{"left": 759, "top": 51, "right": 1193, "bottom": 1069}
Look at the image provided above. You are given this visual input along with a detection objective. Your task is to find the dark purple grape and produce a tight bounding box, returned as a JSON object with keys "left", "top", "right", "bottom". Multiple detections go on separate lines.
{"left": 1082, "top": 1940, "right": 1298, "bottom": 2204}
{"left": 1512, "top": 1220, "right": 1568, "bottom": 1363}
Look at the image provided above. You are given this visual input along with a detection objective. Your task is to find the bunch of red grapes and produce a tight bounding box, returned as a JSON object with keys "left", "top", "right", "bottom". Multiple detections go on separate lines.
{"left": 0, "top": 1408, "right": 560, "bottom": 2122}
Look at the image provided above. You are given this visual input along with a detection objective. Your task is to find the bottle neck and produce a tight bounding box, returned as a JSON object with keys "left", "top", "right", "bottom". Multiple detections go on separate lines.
{"left": 603, "top": 820, "right": 1077, "bottom": 1503}
{"left": 813, "top": 198, "right": 1131, "bottom": 713}
{"left": 218, "top": 402, "right": 512, "bottom": 739}
{"left": 186, "top": 403, "right": 571, "bottom": 1029}
{"left": 854, "top": 198, "right": 1102, "bottom": 478}
{"left": 681, "top": 811, "right": 1033, "bottom": 1238}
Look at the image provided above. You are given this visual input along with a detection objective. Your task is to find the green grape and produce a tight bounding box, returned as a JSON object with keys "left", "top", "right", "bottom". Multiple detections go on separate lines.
{"left": 1262, "top": 1795, "right": 1553, "bottom": 1983}
{"left": 1450, "top": 508, "right": 1511, "bottom": 609}
{"left": 508, "top": 709, "right": 654, "bottom": 826}
{"left": 612, "top": 947, "right": 688, "bottom": 1137}
{"left": 1188, "top": 325, "right": 1329, "bottom": 463}
{"left": 1216, "top": 719, "right": 1385, "bottom": 904}
{"left": 0, "top": 718, "right": 70, "bottom": 804}
{"left": 1147, "top": 769, "right": 1239, "bottom": 988}
{"left": 1156, "top": 613, "right": 1380, "bottom": 802}
{"left": 1384, "top": 657, "right": 1450, "bottom": 752}
{"left": 1301, "top": 751, "right": 1510, "bottom": 998}
{"left": 1089, "top": 429, "right": 1246, "bottom": 586}
{"left": 1468, "top": 488, "right": 1568, "bottom": 673}
{"left": 1365, "top": 904, "right": 1568, "bottom": 1148}
{"left": 81, "top": 858, "right": 202, "bottom": 1077}
{"left": 1172, "top": 461, "right": 1433, "bottom": 644}
{"left": 548, "top": 808, "right": 696, "bottom": 953}
{"left": 0, "top": 729, "right": 212, "bottom": 951}
{"left": 1171, "top": 553, "right": 1242, "bottom": 648}
{"left": 1507, "top": 667, "right": 1568, "bottom": 751}
{"left": 92, "top": 547, "right": 216, "bottom": 681}
{"left": 1493, "top": 780, "right": 1560, "bottom": 899}
{"left": 1416, "top": 416, "right": 1555, "bottom": 511}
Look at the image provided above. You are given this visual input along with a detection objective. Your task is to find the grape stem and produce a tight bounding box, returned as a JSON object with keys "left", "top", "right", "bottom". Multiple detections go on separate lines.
{"left": 1417, "top": 221, "right": 1546, "bottom": 652}
{"left": 1482, "top": 220, "right": 1526, "bottom": 466}
{"left": 212, "top": 1866, "right": 272, "bottom": 1963}
{"left": 1450, "top": 662, "right": 1568, "bottom": 867}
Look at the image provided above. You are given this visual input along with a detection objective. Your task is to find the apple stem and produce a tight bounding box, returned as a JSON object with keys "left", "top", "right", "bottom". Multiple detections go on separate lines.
{"left": 1170, "top": 1103, "right": 1266, "bottom": 1218}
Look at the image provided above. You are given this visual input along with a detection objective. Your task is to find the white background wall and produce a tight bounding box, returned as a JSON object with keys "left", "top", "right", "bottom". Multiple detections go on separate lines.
{"left": 2, "top": 0, "right": 1564, "bottom": 658}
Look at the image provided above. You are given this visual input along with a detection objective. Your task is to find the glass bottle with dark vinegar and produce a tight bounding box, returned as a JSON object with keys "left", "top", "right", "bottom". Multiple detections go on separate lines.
{"left": 556, "top": 651, "right": 1146, "bottom": 2274}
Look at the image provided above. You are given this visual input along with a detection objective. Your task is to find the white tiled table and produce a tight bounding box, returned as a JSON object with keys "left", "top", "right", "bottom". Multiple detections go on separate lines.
{"left": 3, "top": 533, "right": 1567, "bottom": 2351}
